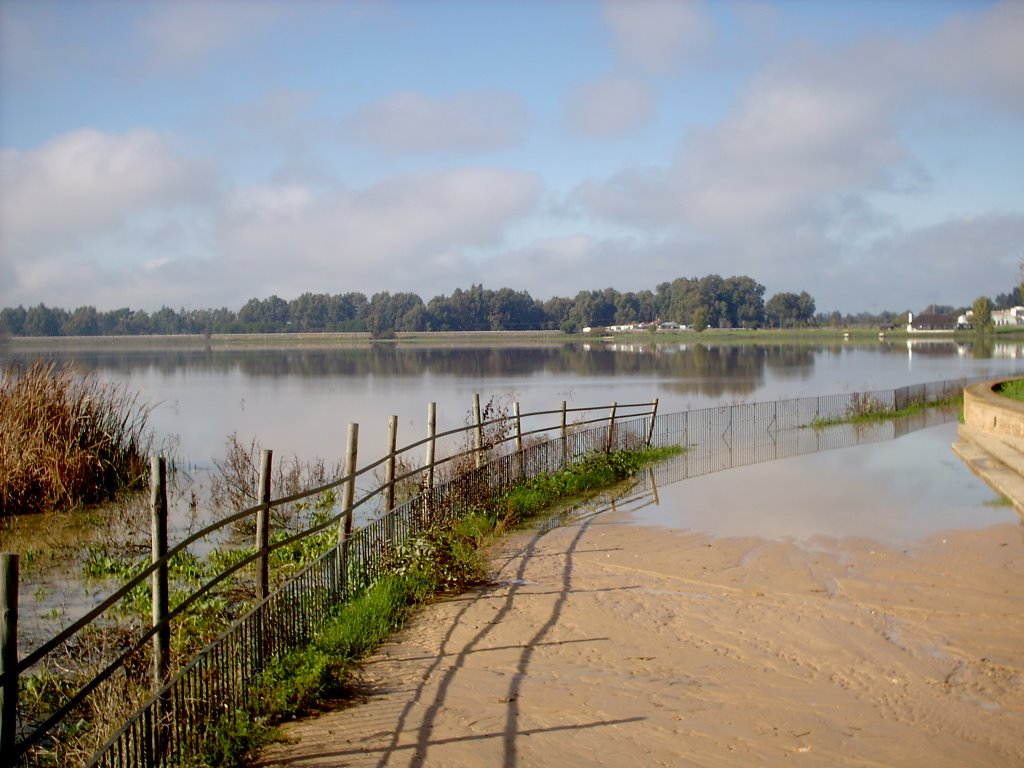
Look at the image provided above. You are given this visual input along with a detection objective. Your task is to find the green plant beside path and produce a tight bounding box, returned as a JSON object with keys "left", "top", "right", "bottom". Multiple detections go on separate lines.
{"left": 195, "top": 444, "right": 681, "bottom": 766}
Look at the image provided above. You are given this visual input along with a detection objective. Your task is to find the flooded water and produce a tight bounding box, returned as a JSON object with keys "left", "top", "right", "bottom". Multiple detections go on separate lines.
{"left": 631, "top": 417, "right": 1018, "bottom": 544}
{"left": 2, "top": 337, "right": 1022, "bottom": 469}
{"left": 1, "top": 336, "right": 1022, "bottom": 648}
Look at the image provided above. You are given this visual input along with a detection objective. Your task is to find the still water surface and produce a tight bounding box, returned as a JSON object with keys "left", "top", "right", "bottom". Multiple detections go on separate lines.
{"left": 3, "top": 337, "right": 1022, "bottom": 470}
{"left": 2, "top": 337, "right": 1023, "bottom": 646}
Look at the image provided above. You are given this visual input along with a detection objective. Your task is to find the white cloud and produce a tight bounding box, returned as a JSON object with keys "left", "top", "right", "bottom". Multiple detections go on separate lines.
{"left": 847, "top": 213, "right": 1024, "bottom": 311}
{"left": 0, "top": 129, "right": 214, "bottom": 308}
{"left": 0, "top": 129, "right": 208, "bottom": 243}
{"left": 219, "top": 167, "right": 542, "bottom": 300}
{"left": 601, "top": 0, "right": 713, "bottom": 74}
{"left": 346, "top": 91, "right": 529, "bottom": 153}
{"left": 567, "top": 75, "right": 656, "bottom": 138}
{"left": 924, "top": 0, "right": 1024, "bottom": 113}
{"left": 138, "top": 1, "right": 284, "bottom": 71}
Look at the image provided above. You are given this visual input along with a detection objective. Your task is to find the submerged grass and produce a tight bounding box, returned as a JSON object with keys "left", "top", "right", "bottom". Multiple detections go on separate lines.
{"left": 0, "top": 360, "right": 153, "bottom": 515}
{"left": 195, "top": 444, "right": 681, "bottom": 766}
{"left": 810, "top": 392, "right": 962, "bottom": 429}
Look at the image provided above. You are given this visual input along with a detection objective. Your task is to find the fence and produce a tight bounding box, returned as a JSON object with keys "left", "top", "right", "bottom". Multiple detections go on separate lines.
{"left": 0, "top": 380, "right": 969, "bottom": 767}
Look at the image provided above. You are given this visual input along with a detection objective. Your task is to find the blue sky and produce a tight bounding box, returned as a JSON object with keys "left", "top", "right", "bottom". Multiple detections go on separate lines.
{"left": 1, "top": 0, "right": 1022, "bottom": 315}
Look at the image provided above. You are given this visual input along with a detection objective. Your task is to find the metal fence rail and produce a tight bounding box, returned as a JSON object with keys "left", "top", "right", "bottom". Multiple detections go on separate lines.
{"left": 0, "top": 380, "right": 974, "bottom": 767}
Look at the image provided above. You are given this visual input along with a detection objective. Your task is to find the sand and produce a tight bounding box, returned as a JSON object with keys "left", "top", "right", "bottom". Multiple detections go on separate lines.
{"left": 254, "top": 498, "right": 1024, "bottom": 767}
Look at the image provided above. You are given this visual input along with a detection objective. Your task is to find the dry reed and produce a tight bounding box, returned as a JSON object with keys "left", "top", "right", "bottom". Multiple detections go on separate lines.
{"left": 0, "top": 360, "right": 153, "bottom": 515}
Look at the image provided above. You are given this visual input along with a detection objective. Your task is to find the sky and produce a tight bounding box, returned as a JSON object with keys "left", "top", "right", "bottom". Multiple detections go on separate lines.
{"left": 1, "top": 0, "right": 1022, "bottom": 316}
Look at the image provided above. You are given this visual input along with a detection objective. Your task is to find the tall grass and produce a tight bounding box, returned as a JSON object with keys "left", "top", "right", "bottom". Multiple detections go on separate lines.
{"left": 0, "top": 360, "right": 153, "bottom": 515}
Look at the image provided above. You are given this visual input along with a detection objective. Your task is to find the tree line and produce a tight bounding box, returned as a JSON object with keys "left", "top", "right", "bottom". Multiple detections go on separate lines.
{"left": 0, "top": 275, "right": 827, "bottom": 339}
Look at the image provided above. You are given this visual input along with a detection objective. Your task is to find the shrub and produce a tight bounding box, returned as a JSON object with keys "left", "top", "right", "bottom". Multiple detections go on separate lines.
{"left": 0, "top": 360, "right": 153, "bottom": 515}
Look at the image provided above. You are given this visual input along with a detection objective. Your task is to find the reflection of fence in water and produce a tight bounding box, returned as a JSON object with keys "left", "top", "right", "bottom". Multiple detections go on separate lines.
{"left": 640, "top": 404, "right": 957, "bottom": 497}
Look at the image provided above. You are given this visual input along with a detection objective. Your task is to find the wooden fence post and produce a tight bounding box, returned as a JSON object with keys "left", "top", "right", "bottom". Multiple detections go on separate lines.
{"left": 255, "top": 449, "right": 273, "bottom": 601}
{"left": 337, "top": 423, "right": 359, "bottom": 597}
{"left": 473, "top": 393, "right": 484, "bottom": 468}
{"left": 514, "top": 401, "right": 524, "bottom": 480}
{"left": 646, "top": 397, "right": 659, "bottom": 447}
{"left": 606, "top": 402, "right": 618, "bottom": 453}
{"left": 423, "top": 402, "right": 436, "bottom": 527}
{"left": 339, "top": 423, "right": 359, "bottom": 546}
{"left": 0, "top": 553, "right": 18, "bottom": 762}
{"left": 560, "top": 400, "right": 568, "bottom": 464}
{"left": 385, "top": 415, "right": 398, "bottom": 512}
{"left": 150, "top": 457, "right": 170, "bottom": 691}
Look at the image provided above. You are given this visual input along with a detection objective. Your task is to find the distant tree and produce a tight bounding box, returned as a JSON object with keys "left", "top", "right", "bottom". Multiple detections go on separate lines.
{"left": 723, "top": 275, "right": 766, "bottom": 328}
{"left": 691, "top": 306, "right": 708, "bottom": 333}
{"left": 972, "top": 296, "right": 993, "bottom": 332}
{"left": 0, "top": 306, "right": 26, "bottom": 336}
{"left": 151, "top": 306, "right": 183, "bottom": 335}
{"left": 367, "top": 291, "right": 424, "bottom": 336}
{"left": 24, "top": 303, "right": 64, "bottom": 336}
{"left": 543, "top": 296, "right": 574, "bottom": 330}
{"left": 63, "top": 305, "right": 100, "bottom": 336}
{"left": 765, "top": 291, "right": 816, "bottom": 328}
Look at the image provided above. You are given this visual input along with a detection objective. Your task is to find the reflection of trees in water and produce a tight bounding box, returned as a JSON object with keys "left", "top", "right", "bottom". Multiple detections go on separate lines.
{"left": 10, "top": 342, "right": 982, "bottom": 399}
{"left": 1, "top": 344, "right": 798, "bottom": 398}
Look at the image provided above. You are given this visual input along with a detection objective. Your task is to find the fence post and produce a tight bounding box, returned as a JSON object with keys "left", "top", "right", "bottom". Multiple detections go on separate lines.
{"left": 256, "top": 449, "right": 273, "bottom": 602}
{"left": 149, "top": 456, "right": 170, "bottom": 760}
{"left": 560, "top": 400, "right": 568, "bottom": 464}
{"left": 646, "top": 397, "right": 659, "bottom": 447}
{"left": 473, "top": 393, "right": 484, "bottom": 468}
{"left": 423, "top": 402, "right": 436, "bottom": 527}
{"left": 606, "top": 402, "right": 618, "bottom": 453}
{"left": 337, "top": 423, "right": 359, "bottom": 597}
{"left": 338, "top": 423, "right": 359, "bottom": 546}
{"left": 0, "top": 553, "right": 18, "bottom": 762}
{"left": 385, "top": 415, "right": 398, "bottom": 512}
{"left": 150, "top": 457, "right": 170, "bottom": 691}
{"left": 514, "top": 401, "right": 524, "bottom": 480}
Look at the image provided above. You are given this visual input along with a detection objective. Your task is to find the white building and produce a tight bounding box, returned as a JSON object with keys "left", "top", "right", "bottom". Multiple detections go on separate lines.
{"left": 993, "top": 306, "right": 1024, "bottom": 326}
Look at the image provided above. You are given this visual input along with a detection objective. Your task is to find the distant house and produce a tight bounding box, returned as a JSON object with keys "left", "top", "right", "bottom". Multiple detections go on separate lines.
{"left": 907, "top": 312, "right": 958, "bottom": 333}
{"left": 993, "top": 306, "right": 1024, "bottom": 327}
{"left": 658, "top": 321, "right": 682, "bottom": 330}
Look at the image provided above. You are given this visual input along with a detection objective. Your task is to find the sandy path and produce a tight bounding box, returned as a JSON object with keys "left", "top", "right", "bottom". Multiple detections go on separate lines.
{"left": 254, "top": 495, "right": 1024, "bottom": 767}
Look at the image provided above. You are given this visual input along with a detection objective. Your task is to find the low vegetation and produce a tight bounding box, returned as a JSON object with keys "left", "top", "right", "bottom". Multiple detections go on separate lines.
{"left": 0, "top": 360, "right": 153, "bottom": 515}
{"left": 16, "top": 439, "right": 678, "bottom": 767}
{"left": 810, "top": 390, "right": 963, "bottom": 429}
{"left": 163, "top": 446, "right": 682, "bottom": 766}
{"left": 995, "top": 379, "right": 1024, "bottom": 402}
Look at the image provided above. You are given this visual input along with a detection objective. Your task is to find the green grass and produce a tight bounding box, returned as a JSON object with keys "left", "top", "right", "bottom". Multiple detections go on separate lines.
{"left": 996, "top": 379, "right": 1024, "bottom": 402}
{"left": 810, "top": 392, "right": 962, "bottom": 429}
{"left": 193, "top": 444, "right": 681, "bottom": 766}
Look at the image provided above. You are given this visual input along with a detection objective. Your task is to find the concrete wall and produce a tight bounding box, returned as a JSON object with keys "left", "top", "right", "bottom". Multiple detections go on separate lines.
{"left": 963, "top": 378, "right": 1024, "bottom": 439}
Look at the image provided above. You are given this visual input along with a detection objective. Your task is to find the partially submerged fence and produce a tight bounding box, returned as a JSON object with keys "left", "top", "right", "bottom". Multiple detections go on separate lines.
{"left": 0, "top": 379, "right": 969, "bottom": 767}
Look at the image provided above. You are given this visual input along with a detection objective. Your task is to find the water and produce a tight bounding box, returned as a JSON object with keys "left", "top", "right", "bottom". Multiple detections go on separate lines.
{"left": 3, "top": 337, "right": 1022, "bottom": 470}
{"left": 2, "top": 336, "right": 1022, "bottom": 647}
{"left": 632, "top": 418, "right": 1017, "bottom": 543}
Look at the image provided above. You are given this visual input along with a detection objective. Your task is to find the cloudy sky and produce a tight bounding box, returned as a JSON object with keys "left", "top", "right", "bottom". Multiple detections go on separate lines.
{"left": 1, "top": 0, "right": 1022, "bottom": 316}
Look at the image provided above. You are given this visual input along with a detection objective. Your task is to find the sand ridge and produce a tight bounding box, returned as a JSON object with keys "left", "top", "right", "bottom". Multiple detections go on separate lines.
{"left": 254, "top": 498, "right": 1024, "bottom": 767}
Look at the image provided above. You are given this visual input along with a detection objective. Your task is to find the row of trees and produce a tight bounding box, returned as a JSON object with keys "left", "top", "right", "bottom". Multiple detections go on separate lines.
{"left": 1, "top": 275, "right": 820, "bottom": 338}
